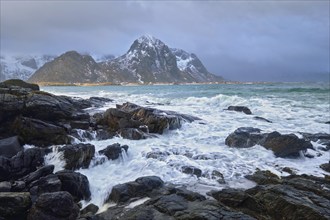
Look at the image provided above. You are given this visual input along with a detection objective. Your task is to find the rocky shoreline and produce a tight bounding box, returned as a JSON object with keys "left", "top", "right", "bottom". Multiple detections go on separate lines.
{"left": 0, "top": 79, "right": 329, "bottom": 219}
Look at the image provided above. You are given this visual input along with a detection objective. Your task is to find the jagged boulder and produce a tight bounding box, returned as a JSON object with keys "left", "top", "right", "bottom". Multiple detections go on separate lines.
{"left": 211, "top": 171, "right": 330, "bottom": 220}
{"left": 12, "top": 117, "right": 70, "bottom": 147}
{"left": 0, "top": 192, "right": 32, "bottom": 220}
{"left": 107, "top": 176, "right": 164, "bottom": 203}
{"left": 98, "top": 102, "right": 200, "bottom": 139}
{"left": 59, "top": 143, "right": 95, "bottom": 170}
{"left": 27, "top": 191, "right": 79, "bottom": 220}
{"left": 98, "top": 143, "right": 128, "bottom": 160}
{"left": 0, "top": 136, "right": 23, "bottom": 158}
{"left": 225, "top": 127, "right": 312, "bottom": 158}
{"left": 0, "top": 148, "right": 45, "bottom": 181}
{"left": 55, "top": 170, "right": 91, "bottom": 201}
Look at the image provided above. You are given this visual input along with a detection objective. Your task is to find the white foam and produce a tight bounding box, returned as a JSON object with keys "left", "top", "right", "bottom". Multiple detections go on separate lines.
{"left": 41, "top": 84, "right": 330, "bottom": 208}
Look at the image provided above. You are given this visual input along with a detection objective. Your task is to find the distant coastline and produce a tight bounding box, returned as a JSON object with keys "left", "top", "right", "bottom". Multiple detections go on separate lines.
{"left": 36, "top": 81, "right": 273, "bottom": 87}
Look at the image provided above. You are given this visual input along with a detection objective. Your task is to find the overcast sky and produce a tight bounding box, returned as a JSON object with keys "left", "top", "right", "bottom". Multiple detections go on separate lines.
{"left": 1, "top": 0, "right": 329, "bottom": 82}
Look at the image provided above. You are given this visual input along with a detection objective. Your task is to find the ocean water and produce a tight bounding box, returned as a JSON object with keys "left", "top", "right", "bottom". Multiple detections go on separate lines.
{"left": 42, "top": 82, "right": 330, "bottom": 209}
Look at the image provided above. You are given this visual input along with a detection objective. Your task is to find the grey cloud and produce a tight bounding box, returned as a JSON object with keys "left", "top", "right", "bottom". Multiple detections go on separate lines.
{"left": 1, "top": 0, "right": 329, "bottom": 82}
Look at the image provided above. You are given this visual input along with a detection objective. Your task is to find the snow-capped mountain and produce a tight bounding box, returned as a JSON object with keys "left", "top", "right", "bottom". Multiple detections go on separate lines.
{"left": 171, "top": 48, "right": 221, "bottom": 82}
{"left": 0, "top": 55, "right": 56, "bottom": 81}
{"left": 28, "top": 35, "right": 223, "bottom": 84}
{"left": 99, "top": 35, "right": 223, "bottom": 83}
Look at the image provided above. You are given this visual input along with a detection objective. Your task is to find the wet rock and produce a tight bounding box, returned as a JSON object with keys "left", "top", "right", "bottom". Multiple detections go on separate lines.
{"left": 12, "top": 117, "right": 70, "bottom": 147}
{"left": 24, "top": 92, "right": 90, "bottom": 122}
{"left": 88, "top": 97, "right": 113, "bottom": 106}
{"left": 98, "top": 143, "right": 128, "bottom": 160}
{"left": 225, "top": 127, "right": 263, "bottom": 148}
{"left": 227, "top": 106, "right": 252, "bottom": 115}
{"left": 98, "top": 102, "right": 199, "bottom": 138}
{"left": 70, "top": 120, "right": 90, "bottom": 130}
{"left": 320, "top": 162, "right": 330, "bottom": 173}
{"left": 226, "top": 127, "right": 313, "bottom": 158}
{"left": 118, "top": 128, "right": 148, "bottom": 140}
{"left": 0, "top": 148, "right": 45, "bottom": 181}
{"left": 211, "top": 171, "right": 330, "bottom": 220}
{"left": 253, "top": 116, "right": 272, "bottom": 123}
{"left": 181, "top": 166, "right": 202, "bottom": 178}
{"left": 202, "top": 170, "right": 225, "bottom": 184}
{"left": 0, "top": 136, "right": 23, "bottom": 158}
{"left": 95, "top": 129, "right": 115, "bottom": 140}
{"left": 100, "top": 186, "right": 254, "bottom": 220}
{"left": 0, "top": 181, "right": 11, "bottom": 192}
{"left": 153, "top": 194, "right": 188, "bottom": 215}
{"left": 28, "top": 174, "right": 62, "bottom": 201}
{"left": 282, "top": 167, "right": 296, "bottom": 175}
{"left": 260, "top": 131, "right": 312, "bottom": 157}
{"left": 107, "top": 176, "right": 164, "bottom": 203}
{"left": 56, "top": 170, "right": 91, "bottom": 201}
{"left": 80, "top": 203, "right": 99, "bottom": 216}
{"left": 27, "top": 191, "right": 79, "bottom": 220}
{"left": 0, "top": 192, "right": 31, "bottom": 220}
{"left": 245, "top": 170, "right": 281, "bottom": 185}
{"left": 59, "top": 143, "right": 95, "bottom": 170}
{"left": 19, "top": 164, "right": 54, "bottom": 184}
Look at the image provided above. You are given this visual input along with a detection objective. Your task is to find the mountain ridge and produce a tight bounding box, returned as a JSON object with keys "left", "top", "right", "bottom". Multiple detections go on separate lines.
{"left": 10, "top": 35, "right": 224, "bottom": 84}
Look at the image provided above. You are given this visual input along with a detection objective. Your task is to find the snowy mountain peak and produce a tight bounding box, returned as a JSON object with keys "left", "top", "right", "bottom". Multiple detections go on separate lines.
{"left": 0, "top": 55, "right": 56, "bottom": 81}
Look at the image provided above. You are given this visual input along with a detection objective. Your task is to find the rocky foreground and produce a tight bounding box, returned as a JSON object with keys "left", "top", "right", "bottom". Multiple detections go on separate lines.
{"left": 0, "top": 79, "right": 329, "bottom": 220}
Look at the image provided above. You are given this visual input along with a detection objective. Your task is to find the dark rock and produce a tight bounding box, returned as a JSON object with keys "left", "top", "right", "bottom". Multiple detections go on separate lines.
{"left": 211, "top": 172, "right": 330, "bottom": 220}
{"left": 28, "top": 174, "right": 62, "bottom": 201}
{"left": 27, "top": 191, "right": 79, "bottom": 220}
{"left": 245, "top": 170, "right": 281, "bottom": 185}
{"left": 181, "top": 166, "right": 202, "bottom": 178}
{"left": 12, "top": 117, "right": 70, "bottom": 147}
{"left": 59, "top": 143, "right": 95, "bottom": 170}
{"left": 225, "top": 127, "right": 263, "bottom": 148}
{"left": 98, "top": 102, "right": 199, "bottom": 138}
{"left": 0, "top": 79, "right": 39, "bottom": 91}
{"left": 98, "top": 143, "right": 128, "bottom": 160}
{"left": 226, "top": 127, "right": 313, "bottom": 158}
{"left": 107, "top": 176, "right": 164, "bottom": 203}
{"left": 260, "top": 131, "right": 313, "bottom": 157}
{"left": 173, "top": 187, "right": 206, "bottom": 202}
{"left": 118, "top": 128, "right": 148, "bottom": 140}
{"left": 174, "top": 200, "right": 255, "bottom": 220}
{"left": 253, "top": 116, "right": 272, "bottom": 123}
{"left": 227, "top": 106, "right": 252, "bottom": 115}
{"left": 211, "top": 170, "right": 225, "bottom": 182}
{"left": 98, "top": 182, "right": 253, "bottom": 220}
{"left": 282, "top": 167, "right": 296, "bottom": 175}
{"left": 95, "top": 129, "right": 115, "bottom": 140}
{"left": 320, "top": 162, "right": 330, "bottom": 173}
{"left": 80, "top": 203, "right": 99, "bottom": 216}
{"left": 153, "top": 194, "right": 188, "bottom": 215}
{"left": 56, "top": 170, "right": 91, "bottom": 201}
{"left": 11, "top": 181, "right": 26, "bottom": 191}
{"left": 0, "top": 192, "right": 31, "bottom": 220}
{"left": 70, "top": 120, "right": 90, "bottom": 130}
{"left": 88, "top": 97, "right": 113, "bottom": 106}
{"left": 19, "top": 164, "right": 54, "bottom": 184}
{"left": 0, "top": 181, "right": 11, "bottom": 192}
{"left": 0, "top": 136, "right": 23, "bottom": 158}
{"left": 0, "top": 148, "right": 45, "bottom": 181}
{"left": 70, "top": 129, "right": 96, "bottom": 142}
